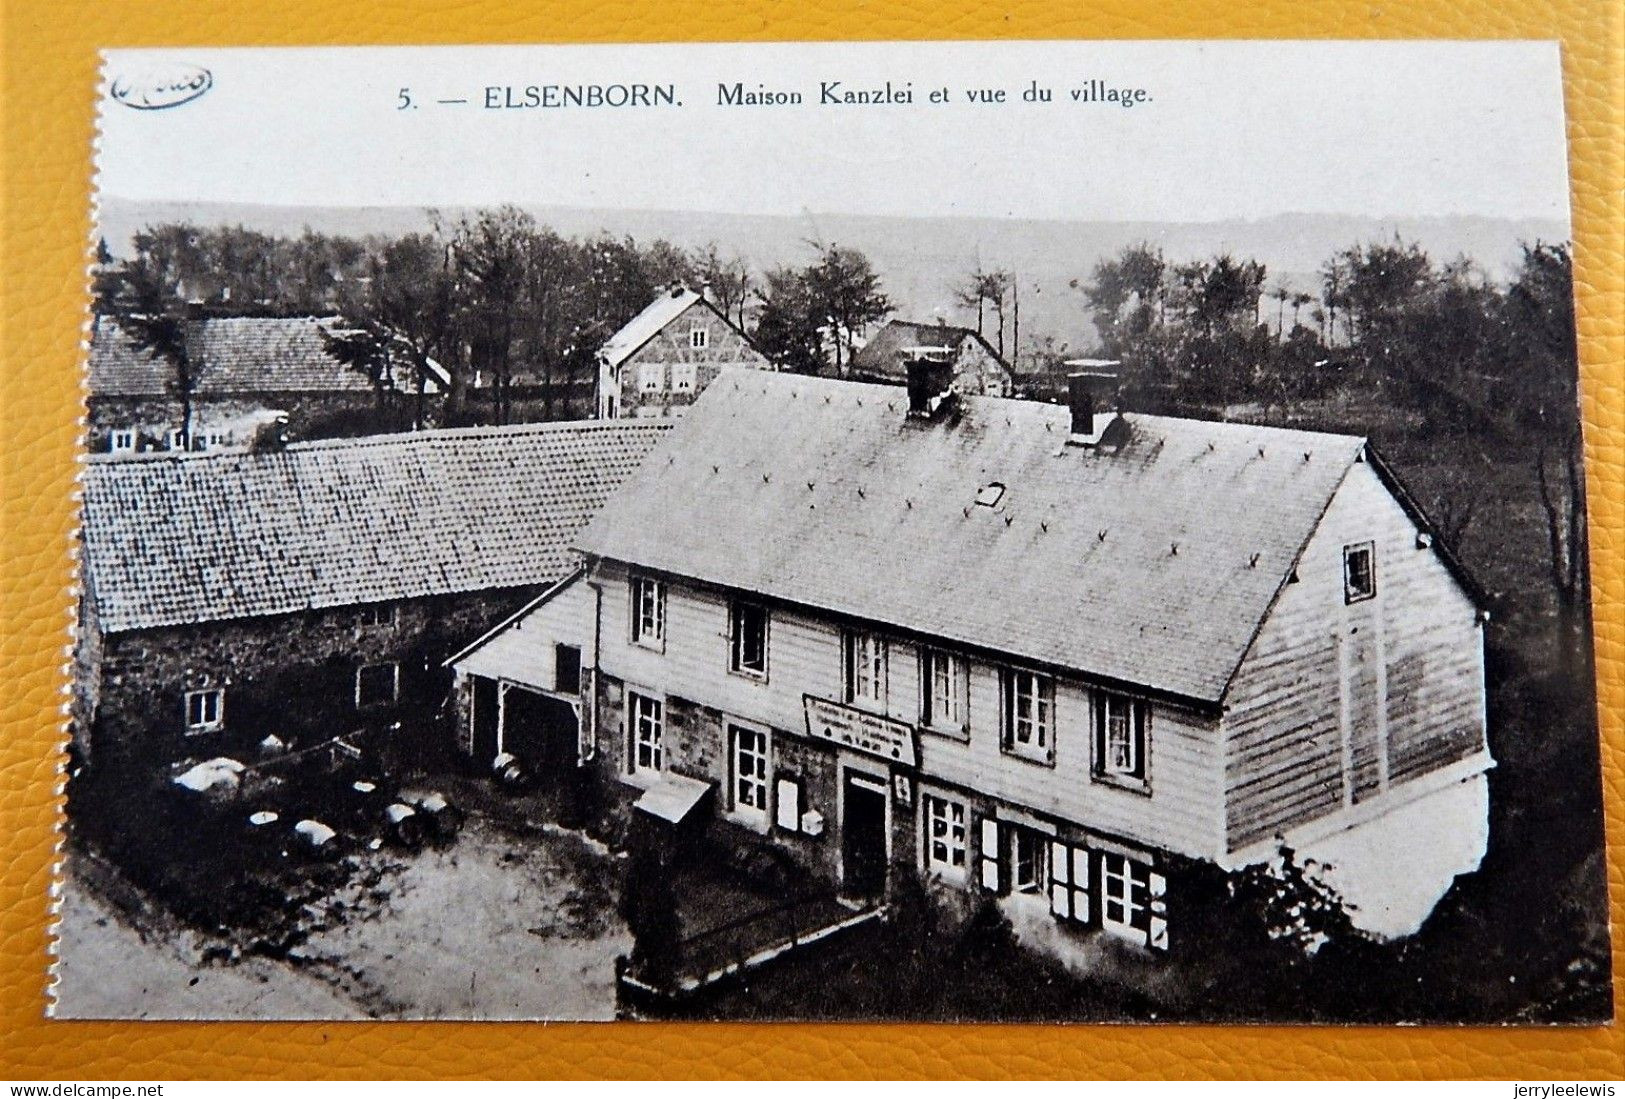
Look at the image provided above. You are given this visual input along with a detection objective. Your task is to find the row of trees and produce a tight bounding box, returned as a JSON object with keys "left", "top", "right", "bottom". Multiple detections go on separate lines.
{"left": 94, "top": 213, "right": 899, "bottom": 433}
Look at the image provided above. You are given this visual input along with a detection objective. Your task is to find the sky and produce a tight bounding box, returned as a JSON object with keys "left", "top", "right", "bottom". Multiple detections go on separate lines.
{"left": 97, "top": 41, "right": 1571, "bottom": 226}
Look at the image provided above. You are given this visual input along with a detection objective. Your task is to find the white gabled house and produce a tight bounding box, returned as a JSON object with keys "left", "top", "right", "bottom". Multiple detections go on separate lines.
{"left": 595, "top": 285, "right": 772, "bottom": 420}
{"left": 451, "top": 364, "right": 1492, "bottom": 957}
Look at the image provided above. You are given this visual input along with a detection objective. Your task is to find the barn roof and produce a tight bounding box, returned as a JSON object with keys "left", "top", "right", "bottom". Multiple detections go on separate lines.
{"left": 576, "top": 371, "right": 1373, "bottom": 706}
{"left": 89, "top": 315, "right": 392, "bottom": 397}
{"left": 81, "top": 420, "right": 671, "bottom": 634}
{"left": 850, "top": 319, "right": 1010, "bottom": 382}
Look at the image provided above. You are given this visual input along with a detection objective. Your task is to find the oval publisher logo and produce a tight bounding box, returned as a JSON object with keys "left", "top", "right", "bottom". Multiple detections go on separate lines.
{"left": 110, "top": 64, "right": 213, "bottom": 110}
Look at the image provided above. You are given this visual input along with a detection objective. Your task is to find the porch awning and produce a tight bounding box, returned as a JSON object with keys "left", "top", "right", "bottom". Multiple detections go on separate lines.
{"left": 633, "top": 773, "right": 714, "bottom": 825}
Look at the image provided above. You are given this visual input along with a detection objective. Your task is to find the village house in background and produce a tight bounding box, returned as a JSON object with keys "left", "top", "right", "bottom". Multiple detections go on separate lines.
{"left": 72, "top": 420, "right": 669, "bottom": 774}
{"left": 849, "top": 318, "right": 1014, "bottom": 397}
{"left": 86, "top": 314, "right": 447, "bottom": 456}
{"left": 595, "top": 285, "right": 773, "bottom": 420}
{"left": 451, "top": 366, "right": 1493, "bottom": 958}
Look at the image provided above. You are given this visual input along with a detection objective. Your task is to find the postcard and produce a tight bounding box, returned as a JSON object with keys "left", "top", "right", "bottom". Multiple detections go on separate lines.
{"left": 57, "top": 40, "right": 1609, "bottom": 1024}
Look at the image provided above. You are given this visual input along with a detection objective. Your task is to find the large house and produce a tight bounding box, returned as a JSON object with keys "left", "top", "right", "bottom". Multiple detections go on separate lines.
{"left": 87, "top": 314, "right": 445, "bottom": 456}
{"left": 451, "top": 366, "right": 1492, "bottom": 954}
{"left": 849, "top": 318, "right": 1014, "bottom": 397}
{"left": 596, "top": 286, "right": 772, "bottom": 419}
{"left": 74, "top": 420, "right": 669, "bottom": 775}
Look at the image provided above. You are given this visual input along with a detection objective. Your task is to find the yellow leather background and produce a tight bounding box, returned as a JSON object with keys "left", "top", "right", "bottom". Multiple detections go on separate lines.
{"left": 2, "top": 0, "right": 1620, "bottom": 1080}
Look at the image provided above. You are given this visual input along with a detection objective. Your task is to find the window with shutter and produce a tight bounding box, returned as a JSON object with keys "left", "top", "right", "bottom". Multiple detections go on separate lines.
{"left": 1048, "top": 839, "right": 1091, "bottom": 924}
{"left": 978, "top": 816, "right": 1002, "bottom": 892}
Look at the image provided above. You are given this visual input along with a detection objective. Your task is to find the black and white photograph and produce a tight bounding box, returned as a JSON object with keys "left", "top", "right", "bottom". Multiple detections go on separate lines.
{"left": 56, "top": 40, "right": 1610, "bottom": 1024}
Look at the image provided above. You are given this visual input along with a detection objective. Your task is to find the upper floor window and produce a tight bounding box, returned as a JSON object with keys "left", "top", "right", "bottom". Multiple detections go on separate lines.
{"left": 844, "top": 630, "right": 887, "bottom": 708}
{"left": 1093, "top": 691, "right": 1149, "bottom": 787}
{"left": 555, "top": 643, "right": 582, "bottom": 695}
{"left": 689, "top": 323, "right": 710, "bottom": 350}
{"left": 920, "top": 648, "right": 969, "bottom": 736}
{"left": 729, "top": 600, "right": 769, "bottom": 679}
{"left": 1344, "top": 540, "right": 1376, "bottom": 603}
{"left": 671, "top": 362, "right": 698, "bottom": 393}
{"left": 631, "top": 575, "right": 666, "bottom": 650}
{"left": 184, "top": 687, "right": 224, "bottom": 734}
{"left": 1002, "top": 668, "right": 1054, "bottom": 763}
{"left": 109, "top": 429, "right": 136, "bottom": 454}
{"left": 639, "top": 362, "right": 665, "bottom": 393}
{"left": 356, "top": 662, "right": 399, "bottom": 709}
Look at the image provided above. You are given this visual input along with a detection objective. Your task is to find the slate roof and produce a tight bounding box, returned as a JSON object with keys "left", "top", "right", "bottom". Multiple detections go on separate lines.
{"left": 850, "top": 319, "right": 1010, "bottom": 382}
{"left": 81, "top": 420, "right": 671, "bottom": 634}
{"left": 576, "top": 371, "right": 1372, "bottom": 706}
{"left": 89, "top": 315, "right": 384, "bottom": 397}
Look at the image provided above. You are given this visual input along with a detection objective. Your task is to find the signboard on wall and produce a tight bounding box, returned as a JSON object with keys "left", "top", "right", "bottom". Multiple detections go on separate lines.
{"left": 801, "top": 695, "right": 918, "bottom": 767}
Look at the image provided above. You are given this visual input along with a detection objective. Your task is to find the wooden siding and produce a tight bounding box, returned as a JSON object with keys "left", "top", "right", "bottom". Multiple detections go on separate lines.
{"left": 592, "top": 560, "right": 1225, "bottom": 860}
{"left": 454, "top": 576, "right": 597, "bottom": 693}
{"left": 1222, "top": 458, "right": 1487, "bottom": 853}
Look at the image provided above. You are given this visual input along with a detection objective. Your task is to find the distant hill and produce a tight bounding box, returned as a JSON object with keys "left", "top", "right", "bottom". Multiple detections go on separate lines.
{"left": 96, "top": 196, "right": 1569, "bottom": 354}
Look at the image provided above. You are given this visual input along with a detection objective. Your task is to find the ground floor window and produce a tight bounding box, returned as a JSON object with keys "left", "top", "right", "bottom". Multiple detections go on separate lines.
{"left": 629, "top": 691, "right": 664, "bottom": 775}
{"left": 184, "top": 687, "right": 224, "bottom": 734}
{"left": 356, "top": 662, "right": 399, "bottom": 708}
{"left": 730, "top": 723, "right": 769, "bottom": 824}
{"left": 1100, "top": 851, "right": 1168, "bottom": 950}
{"left": 1048, "top": 839, "right": 1091, "bottom": 923}
{"left": 921, "top": 793, "right": 968, "bottom": 880}
{"left": 1012, "top": 828, "right": 1048, "bottom": 894}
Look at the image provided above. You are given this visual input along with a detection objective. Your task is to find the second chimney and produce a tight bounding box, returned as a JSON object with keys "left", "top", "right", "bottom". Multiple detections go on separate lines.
{"left": 1065, "top": 362, "right": 1121, "bottom": 444}
{"left": 905, "top": 352, "right": 955, "bottom": 418}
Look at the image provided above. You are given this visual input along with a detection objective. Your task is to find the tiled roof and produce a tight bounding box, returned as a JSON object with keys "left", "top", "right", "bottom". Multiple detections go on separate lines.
{"left": 577, "top": 371, "right": 1368, "bottom": 705}
{"left": 850, "top": 319, "right": 1008, "bottom": 381}
{"left": 82, "top": 420, "right": 671, "bottom": 633}
{"left": 88, "top": 315, "right": 384, "bottom": 397}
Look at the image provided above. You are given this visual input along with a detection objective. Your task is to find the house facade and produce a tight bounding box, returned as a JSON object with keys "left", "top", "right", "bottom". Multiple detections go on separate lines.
{"left": 849, "top": 318, "right": 1014, "bottom": 397}
{"left": 74, "top": 420, "right": 669, "bottom": 777}
{"left": 452, "top": 368, "right": 1492, "bottom": 955}
{"left": 87, "top": 314, "right": 443, "bottom": 456}
{"left": 596, "top": 286, "right": 772, "bottom": 420}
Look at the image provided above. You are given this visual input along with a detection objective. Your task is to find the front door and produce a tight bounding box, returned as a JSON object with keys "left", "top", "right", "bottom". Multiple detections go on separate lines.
{"left": 842, "top": 770, "right": 888, "bottom": 898}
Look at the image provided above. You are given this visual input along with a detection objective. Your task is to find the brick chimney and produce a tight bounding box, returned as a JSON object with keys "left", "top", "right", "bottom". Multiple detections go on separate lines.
{"left": 904, "top": 352, "right": 956, "bottom": 418}
{"left": 1065, "top": 362, "right": 1121, "bottom": 445}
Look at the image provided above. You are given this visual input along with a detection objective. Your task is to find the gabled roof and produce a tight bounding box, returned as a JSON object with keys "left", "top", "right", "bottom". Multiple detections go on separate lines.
{"left": 89, "top": 315, "right": 395, "bottom": 398}
{"left": 576, "top": 371, "right": 1373, "bottom": 706}
{"left": 598, "top": 287, "right": 752, "bottom": 368}
{"left": 849, "top": 319, "right": 1011, "bottom": 382}
{"left": 81, "top": 420, "right": 670, "bottom": 634}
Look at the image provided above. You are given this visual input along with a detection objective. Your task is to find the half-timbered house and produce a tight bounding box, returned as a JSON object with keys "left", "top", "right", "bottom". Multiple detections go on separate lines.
{"left": 450, "top": 366, "right": 1492, "bottom": 953}
{"left": 595, "top": 285, "right": 772, "bottom": 419}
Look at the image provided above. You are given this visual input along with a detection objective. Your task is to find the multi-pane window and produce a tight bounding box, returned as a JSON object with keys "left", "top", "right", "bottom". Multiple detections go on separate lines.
{"left": 639, "top": 362, "right": 665, "bottom": 392}
{"left": 631, "top": 575, "right": 666, "bottom": 649}
{"left": 1093, "top": 692, "right": 1148, "bottom": 785}
{"left": 689, "top": 323, "right": 709, "bottom": 350}
{"left": 1002, "top": 669, "right": 1055, "bottom": 762}
{"left": 358, "top": 602, "right": 396, "bottom": 627}
{"left": 921, "top": 648, "right": 969, "bottom": 734}
{"left": 356, "top": 663, "right": 399, "bottom": 708}
{"left": 1013, "top": 828, "right": 1048, "bottom": 894}
{"left": 629, "top": 692, "right": 664, "bottom": 775}
{"left": 731, "top": 724, "right": 770, "bottom": 824}
{"left": 844, "top": 631, "right": 887, "bottom": 708}
{"left": 1344, "top": 541, "right": 1376, "bottom": 603}
{"left": 729, "top": 600, "right": 769, "bottom": 678}
{"left": 1100, "top": 852, "right": 1167, "bottom": 949}
{"left": 922, "top": 794, "right": 968, "bottom": 879}
{"left": 671, "top": 362, "right": 697, "bottom": 393}
{"left": 184, "top": 688, "right": 224, "bottom": 733}
{"left": 110, "top": 429, "right": 136, "bottom": 454}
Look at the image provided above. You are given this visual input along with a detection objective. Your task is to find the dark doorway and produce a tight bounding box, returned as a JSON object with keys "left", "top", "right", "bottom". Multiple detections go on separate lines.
{"left": 471, "top": 676, "right": 501, "bottom": 766}
{"left": 501, "top": 685, "right": 579, "bottom": 776}
{"left": 841, "top": 770, "right": 889, "bottom": 899}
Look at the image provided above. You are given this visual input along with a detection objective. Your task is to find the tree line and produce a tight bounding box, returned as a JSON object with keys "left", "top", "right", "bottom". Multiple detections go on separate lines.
{"left": 93, "top": 211, "right": 892, "bottom": 429}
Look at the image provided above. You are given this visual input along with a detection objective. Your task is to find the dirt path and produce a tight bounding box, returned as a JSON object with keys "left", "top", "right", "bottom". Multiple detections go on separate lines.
{"left": 52, "top": 812, "right": 630, "bottom": 1021}
{"left": 52, "top": 870, "right": 362, "bottom": 1020}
